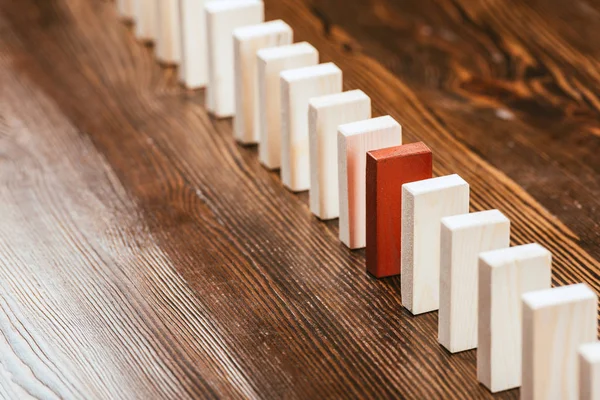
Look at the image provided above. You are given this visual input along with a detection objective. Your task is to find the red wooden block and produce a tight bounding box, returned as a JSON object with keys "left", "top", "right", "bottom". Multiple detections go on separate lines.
{"left": 366, "top": 142, "right": 433, "bottom": 278}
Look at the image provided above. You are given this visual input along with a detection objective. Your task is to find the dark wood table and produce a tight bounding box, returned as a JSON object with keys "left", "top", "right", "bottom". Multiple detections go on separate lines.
{"left": 0, "top": 0, "right": 598, "bottom": 398}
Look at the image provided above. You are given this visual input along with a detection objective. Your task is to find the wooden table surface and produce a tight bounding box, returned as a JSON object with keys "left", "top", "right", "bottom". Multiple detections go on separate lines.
{"left": 0, "top": 0, "right": 598, "bottom": 398}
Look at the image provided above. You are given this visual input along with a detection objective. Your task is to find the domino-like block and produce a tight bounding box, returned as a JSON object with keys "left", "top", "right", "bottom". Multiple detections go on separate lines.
{"left": 522, "top": 284, "right": 597, "bottom": 400}
{"left": 257, "top": 43, "right": 318, "bottom": 169}
{"left": 281, "top": 63, "right": 342, "bottom": 191}
{"left": 134, "top": 0, "right": 156, "bottom": 42}
{"left": 156, "top": 0, "right": 182, "bottom": 64}
{"left": 308, "top": 90, "right": 371, "bottom": 220}
{"left": 579, "top": 342, "right": 600, "bottom": 400}
{"left": 206, "top": 0, "right": 264, "bottom": 118}
{"left": 234, "top": 20, "right": 293, "bottom": 144}
{"left": 179, "top": 0, "right": 216, "bottom": 88}
{"left": 477, "top": 243, "right": 552, "bottom": 393}
{"left": 117, "top": 0, "right": 135, "bottom": 21}
{"left": 365, "top": 142, "right": 432, "bottom": 278}
{"left": 438, "top": 209, "right": 510, "bottom": 353}
{"left": 338, "top": 116, "right": 402, "bottom": 249}
{"left": 401, "top": 174, "right": 469, "bottom": 315}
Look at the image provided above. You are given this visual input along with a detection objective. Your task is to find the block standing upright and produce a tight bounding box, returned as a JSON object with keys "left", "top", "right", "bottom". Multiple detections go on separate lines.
{"left": 579, "top": 342, "right": 600, "bottom": 400}
{"left": 156, "top": 0, "right": 182, "bottom": 64}
{"left": 135, "top": 0, "right": 156, "bottom": 42}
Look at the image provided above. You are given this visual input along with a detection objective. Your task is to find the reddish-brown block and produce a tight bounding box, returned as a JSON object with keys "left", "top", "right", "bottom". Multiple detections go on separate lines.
{"left": 366, "top": 142, "right": 433, "bottom": 278}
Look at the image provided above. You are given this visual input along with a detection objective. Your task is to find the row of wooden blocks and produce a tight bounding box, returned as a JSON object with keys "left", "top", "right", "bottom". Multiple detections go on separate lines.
{"left": 115, "top": 0, "right": 599, "bottom": 398}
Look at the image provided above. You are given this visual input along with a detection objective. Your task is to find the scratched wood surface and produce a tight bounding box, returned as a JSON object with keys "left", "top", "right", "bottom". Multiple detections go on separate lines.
{"left": 0, "top": 0, "right": 597, "bottom": 399}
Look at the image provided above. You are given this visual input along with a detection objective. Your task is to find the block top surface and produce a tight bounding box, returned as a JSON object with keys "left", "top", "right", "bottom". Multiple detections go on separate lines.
{"left": 309, "top": 90, "right": 369, "bottom": 109}
{"left": 522, "top": 283, "right": 596, "bottom": 310}
{"left": 479, "top": 243, "right": 549, "bottom": 269}
{"left": 280, "top": 62, "right": 341, "bottom": 82}
{"left": 338, "top": 116, "right": 399, "bottom": 137}
{"left": 402, "top": 174, "right": 467, "bottom": 196}
{"left": 441, "top": 209, "right": 509, "bottom": 231}
{"left": 205, "top": 0, "right": 262, "bottom": 14}
{"left": 367, "top": 141, "right": 431, "bottom": 162}
{"left": 233, "top": 20, "right": 291, "bottom": 40}
{"left": 579, "top": 342, "right": 600, "bottom": 364}
{"left": 257, "top": 42, "right": 317, "bottom": 61}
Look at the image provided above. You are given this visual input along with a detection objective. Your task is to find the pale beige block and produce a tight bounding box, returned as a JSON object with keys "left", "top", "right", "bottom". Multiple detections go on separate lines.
{"left": 135, "top": 0, "right": 156, "bottom": 42}
{"left": 579, "top": 342, "right": 600, "bottom": 400}
{"left": 280, "top": 63, "right": 342, "bottom": 191}
{"left": 206, "top": 0, "right": 264, "bottom": 117}
{"left": 338, "top": 116, "right": 401, "bottom": 249}
{"left": 522, "top": 284, "right": 597, "bottom": 400}
{"left": 308, "top": 91, "right": 371, "bottom": 220}
{"left": 233, "top": 20, "right": 293, "bottom": 144}
{"left": 439, "top": 210, "right": 510, "bottom": 353}
{"left": 117, "top": 0, "right": 135, "bottom": 21}
{"left": 156, "top": 0, "right": 182, "bottom": 64}
{"left": 401, "top": 174, "right": 469, "bottom": 315}
{"left": 257, "top": 43, "right": 318, "bottom": 169}
{"left": 477, "top": 243, "right": 552, "bottom": 393}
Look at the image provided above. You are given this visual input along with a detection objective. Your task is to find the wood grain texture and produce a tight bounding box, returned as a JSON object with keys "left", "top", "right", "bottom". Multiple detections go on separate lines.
{"left": 0, "top": 0, "right": 598, "bottom": 398}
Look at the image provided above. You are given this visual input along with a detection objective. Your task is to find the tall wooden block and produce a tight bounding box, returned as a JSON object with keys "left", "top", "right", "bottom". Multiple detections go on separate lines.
{"left": 257, "top": 43, "right": 319, "bottom": 169}
{"left": 308, "top": 90, "right": 371, "bottom": 220}
{"left": 579, "top": 342, "right": 600, "bottom": 400}
{"left": 233, "top": 20, "right": 293, "bottom": 144}
{"left": 477, "top": 244, "right": 552, "bottom": 393}
{"left": 117, "top": 0, "right": 135, "bottom": 21}
{"left": 156, "top": 0, "right": 182, "bottom": 64}
{"left": 522, "top": 284, "right": 597, "bottom": 400}
{"left": 365, "top": 142, "right": 432, "bottom": 278}
{"left": 281, "top": 63, "right": 342, "bottom": 192}
{"left": 438, "top": 209, "right": 510, "bottom": 353}
{"left": 135, "top": 0, "right": 156, "bottom": 42}
{"left": 338, "top": 116, "right": 402, "bottom": 249}
{"left": 401, "top": 174, "right": 469, "bottom": 315}
{"left": 206, "top": 0, "right": 264, "bottom": 117}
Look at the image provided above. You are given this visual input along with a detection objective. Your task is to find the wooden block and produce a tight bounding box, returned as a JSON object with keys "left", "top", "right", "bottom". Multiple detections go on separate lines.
{"left": 365, "top": 142, "right": 432, "bottom": 278}
{"left": 308, "top": 90, "right": 371, "bottom": 220}
{"left": 206, "top": 0, "right": 264, "bottom": 118}
{"left": 156, "top": 0, "right": 182, "bottom": 64}
{"left": 117, "top": 0, "right": 135, "bottom": 21}
{"left": 477, "top": 243, "right": 552, "bottom": 393}
{"left": 257, "top": 42, "right": 318, "bottom": 169}
{"left": 134, "top": 0, "right": 156, "bottom": 42}
{"left": 233, "top": 20, "right": 293, "bottom": 144}
{"left": 438, "top": 209, "right": 510, "bottom": 353}
{"left": 522, "top": 284, "right": 597, "bottom": 400}
{"left": 579, "top": 342, "right": 600, "bottom": 400}
{"left": 338, "top": 116, "right": 402, "bottom": 249}
{"left": 401, "top": 174, "right": 469, "bottom": 315}
{"left": 280, "top": 63, "right": 342, "bottom": 191}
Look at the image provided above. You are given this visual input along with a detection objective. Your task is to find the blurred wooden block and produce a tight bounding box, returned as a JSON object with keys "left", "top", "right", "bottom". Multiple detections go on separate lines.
{"left": 579, "top": 342, "right": 600, "bottom": 400}
{"left": 280, "top": 63, "right": 342, "bottom": 191}
{"left": 117, "top": 0, "right": 135, "bottom": 21}
{"left": 522, "top": 284, "right": 597, "bottom": 400}
{"left": 438, "top": 209, "right": 510, "bottom": 353}
{"left": 257, "top": 43, "right": 318, "bottom": 169}
{"left": 365, "top": 142, "right": 432, "bottom": 278}
{"left": 206, "top": 0, "right": 264, "bottom": 117}
{"left": 134, "top": 0, "right": 156, "bottom": 42}
{"left": 308, "top": 90, "right": 371, "bottom": 220}
{"left": 401, "top": 174, "right": 469, "bottom": 315}
{"left": 338, "top": 116, "right": 402, "bottom": 249}
{"left": 233, "top": 20, "right": 293, "bottom": 144}
{"left": 156, "top": 0, "right": 182, "bottom": 64}
{"left": 477, "top": 243, "right": 552, "bottom": 393}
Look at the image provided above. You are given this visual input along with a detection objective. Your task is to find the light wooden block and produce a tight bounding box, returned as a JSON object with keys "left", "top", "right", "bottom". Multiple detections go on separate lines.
{"left": 308, "top": 90, "right": 371, "bottom": 220}
{"left": 156, "top": 0, "right": 182, "bottom": 64}
{"left": 438, "top": 209, "right": 511, "bottom": 353}
{"left": 579, "top": 342, "right": 600, "bottom": 400}
{"left": 338, "top": 116, "right": 402, "bottom": 249}
{"left": 477, "top": 243, "right": 552, "bottom": 393}
{"left": 117, "top": 0, "right": 135, "bottom": 21}
{"left": 135, "top": 0, "right": 156, "bottom": 42}
{"left": 401, "top": 174, "right": 469, "bottom": 315}
{"left": 257, "top": 43, "right": 318, "bottom": 169}
{"left": 522, "top": 284, "right": 597, "bottom": 400}
{"left": 206, "top": 0, "right": 264, "bottom": 118}
{"left": 280, "top": 63, "right": 342, "bottom": 191}
{"left": 233, "top": 20, "right": 293, "bottom": 144}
